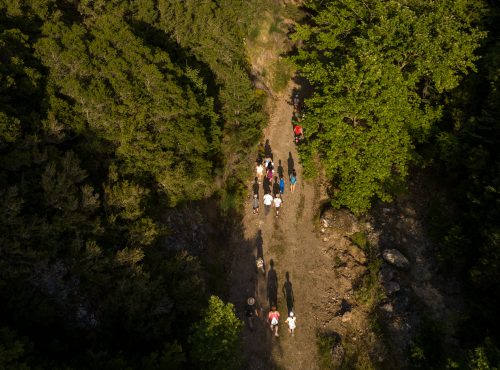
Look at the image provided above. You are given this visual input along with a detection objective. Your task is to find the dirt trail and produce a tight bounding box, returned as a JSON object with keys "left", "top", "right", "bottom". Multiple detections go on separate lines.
{"left": 229, "top": 81, "right": 337, "bottom": 369}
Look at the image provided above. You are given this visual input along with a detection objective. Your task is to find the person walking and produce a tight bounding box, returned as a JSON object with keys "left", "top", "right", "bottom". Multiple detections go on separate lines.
{"left": 272, "top": 176, "right": 280, "bottom": 197}
{"left": 245, "top": 297, "right": 259, "bottom": 330}
{"left": 268, "top": 306, "right": 280, "bottom": 337}
{"left": 263, "top": 192, "right": 273, "bottom": 215}
{"left": 279, "top": 176, "right": 285, "bottom": 195}
{"left": 266, "top": 167, "right": 274, "bottom": 183}
{"left": 252, "top": 194, "right": 259, "bottom": 214}
{"left": 290, "top": 169, "right": 297, "bottom": 193}
{"left": 273, "top": 193, "right": 282, "bottom": 217}
{"left": 256, "top": 162, "right": 264, "bottom": 184}
{"left": 285, "top": 312, "right": 297, "bottom": 336}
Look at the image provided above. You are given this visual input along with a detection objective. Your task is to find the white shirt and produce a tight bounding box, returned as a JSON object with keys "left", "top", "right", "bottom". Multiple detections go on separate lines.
{"left": 256, "top": 164, "right": 264, "bottom": 175}
{"left": 273, "top": 197, "right": 282, "bottom": 208}
{"left": 286, "top": 316, "right": 296, "bottom": 329}
{"left": 263, "top": 194, "right": 273, "bottom": 206}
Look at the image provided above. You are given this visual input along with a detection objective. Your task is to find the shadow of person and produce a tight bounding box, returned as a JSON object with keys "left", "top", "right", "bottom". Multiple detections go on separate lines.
{"left": 278, "top": 159, "right": 284, "bottom": 178}
{"left": 256, "top": 230, "right": 264, "bottom": 260}
{"left": 287, "top": 152, "right": 294, "bottom": 177}
{"left": 282, "top": 271, "right": 294, "bottom": 315}
{"left": 267, "top": 259, "right": 278, "bottom": 308}
{"left": 253, "top": 177, "right": 260, "bottom": 196}
{"left": 265, "top": 139, "right": 273, "bottom": 160}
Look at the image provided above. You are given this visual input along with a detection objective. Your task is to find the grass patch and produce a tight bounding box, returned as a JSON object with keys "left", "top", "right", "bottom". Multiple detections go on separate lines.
{"left": 353, "top": 233, "right": 386, "bottom": 307}
{"left": 409, "top": 317, "right": 446, "bottom": 369}
{"left": 349, "top": 231, "right": 368, "bottom": 252}
{"left": 248, "top": 25, "right": 261, "bottom": 42}
{"left": 317, "top": 331, "right": 341, "bottom": 369}
{"left": 269, "top": 17, "right": 285, "bottom": 34}
{"left": 271, "top": 59, "right": 295, "bottom": 93}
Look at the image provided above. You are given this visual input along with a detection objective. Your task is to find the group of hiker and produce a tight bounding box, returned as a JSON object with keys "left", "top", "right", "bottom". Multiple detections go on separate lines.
{"left": 244, "top": 93, "right": 304, "bottom": 339}
{"left": 253, "top": 157, "right": 297, "bottom": 217}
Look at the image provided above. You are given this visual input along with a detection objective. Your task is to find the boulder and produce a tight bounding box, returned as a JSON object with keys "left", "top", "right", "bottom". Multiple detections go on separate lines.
{"left": 380, "top": 303, "right": 394, "bottom": 314}
{"left": 382, "top": 249, "right": 409, "bottom": 269}
{"left": 378, "top": 265, "right": 395, "bottom": 285}
{"left": 383, "top": 281, "right": 401, "bottom": 295}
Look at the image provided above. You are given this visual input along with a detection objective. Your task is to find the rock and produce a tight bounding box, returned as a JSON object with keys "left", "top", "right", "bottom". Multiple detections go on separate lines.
{"left": 348, "top": 245, "right": 367, "bottom": 265}
{"left": 393, "top": 295, "right": 410, "bottom": 311}
{"left": 383, "top": 281, "right": 400, "bottom": 295}
{"left": 378, "top": 265, "right": 395, "bottom": 285}
{"left": 382, "top": 249, "right": 409, "bottom": 269}
{"left": 341, "top": 311, "right": 352, "bottom": 322}
{"left": 323, "top": 237, "right": 329, "bottom": 242}
{"left": 380, "top": 303, "right": 394, "bottom": 314}
{"left": 321, "top": 218, "right": 330, "bottom": 228}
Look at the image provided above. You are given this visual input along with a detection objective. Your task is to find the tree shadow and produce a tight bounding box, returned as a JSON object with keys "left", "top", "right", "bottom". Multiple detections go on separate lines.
{"left": 282, "top": 271, "right": 294, "bottom": 315}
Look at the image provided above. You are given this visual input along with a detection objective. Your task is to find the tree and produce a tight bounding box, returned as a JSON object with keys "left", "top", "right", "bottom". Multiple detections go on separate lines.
{"left": 292, "top": 0, "right": 485, "bottom": 214}
{"left": 188, "top": 296, "right": 243, "bottom": 370}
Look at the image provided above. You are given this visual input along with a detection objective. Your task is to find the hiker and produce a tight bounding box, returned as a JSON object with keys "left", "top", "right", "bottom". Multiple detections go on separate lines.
{"left": 263, "top": 192, "right": 273, "bottom": 215}
{"left": 285, "top": 312, "right": 297, "bottom": 336}
{"left": 273, "top": 193, "right": 282, "bottom": 217}
{"left": 268, "top": 306, "right": 280, "bottom": 337}
{"left": 293, "top": 124, "right": 304, "bottom": 144}
{"left": 272, "top": 176, "right": 280, "bottom": 197}
{"left": 264, "top": 155, "right": 272, "bottom": 169}
{"left": 256, "top": 257, "right": 265, "bottom": 274}
{"left": 266, "top": 167, "right": 274, "bottom": 182}
{"left": 279, "top": 176, "right": 285, "bottom": 195}
{"left": 252, "top": 177, "right": 259, "bottom": 196}
{"left": 245, "top": 297, "right": 259, "bottom": 330}
{"left": 256, "top": 162, "right": 264, "bottom": 183}
{"left": 252, "top": 194, "right": 259, "bottom": 214}
{"left": 290, "top": 169, "right": 297, "bottom": 193}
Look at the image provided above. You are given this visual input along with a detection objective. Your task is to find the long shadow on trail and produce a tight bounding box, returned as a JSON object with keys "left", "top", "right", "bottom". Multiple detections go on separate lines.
{"left": 267, "top": 259, "right": 278, "bottom": 308}
{"left": 229, "top": 221, "right": 278, "bottom": 369}
{"left": 282, "top": 272, "right": 294, "bottom": 315}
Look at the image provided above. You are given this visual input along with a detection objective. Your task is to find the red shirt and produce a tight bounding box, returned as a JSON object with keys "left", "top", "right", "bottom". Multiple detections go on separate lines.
{"left": 268, "top": 311, "right": 280, "bottom": 322}
{"left": 294, "top": 125, "right": 303, "bottom": 135}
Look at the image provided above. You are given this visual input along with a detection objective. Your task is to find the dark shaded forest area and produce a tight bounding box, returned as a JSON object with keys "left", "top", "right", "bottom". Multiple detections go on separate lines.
{"left": 0, "top": 0, "right": 265, "bottom": 368}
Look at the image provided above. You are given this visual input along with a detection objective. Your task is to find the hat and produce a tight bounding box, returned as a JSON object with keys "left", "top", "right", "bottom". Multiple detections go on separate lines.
{"left": 247, "top": 297, "right": 255, "bottom": 305}
{"left": 290, "top": 312, "right": 294, "bottom": 317}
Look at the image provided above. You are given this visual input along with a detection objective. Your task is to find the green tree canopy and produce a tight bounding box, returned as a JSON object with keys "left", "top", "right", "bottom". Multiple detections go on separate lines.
{"left": 292, "top": 0, "right": 485, "bottom": 214}
{"left": 188, "top": 296, "right": 243, "bottom": 370}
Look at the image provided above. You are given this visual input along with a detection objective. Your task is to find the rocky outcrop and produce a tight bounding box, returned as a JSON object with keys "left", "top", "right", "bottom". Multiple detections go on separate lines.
{"left": 382, "top": 249, "right": 409, "bottom": 269}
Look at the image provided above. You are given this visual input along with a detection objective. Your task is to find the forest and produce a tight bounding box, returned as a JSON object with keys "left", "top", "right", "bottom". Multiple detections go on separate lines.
{"left": 0, "top": 0, "right": 499, "bottom": 369}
